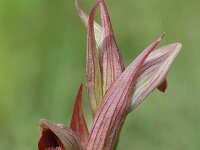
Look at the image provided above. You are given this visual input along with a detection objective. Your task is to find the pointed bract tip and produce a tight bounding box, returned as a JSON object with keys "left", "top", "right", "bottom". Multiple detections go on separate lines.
{"left": 70, "top": 83, "right": 89, "bottom": 148}
{"left": 161, "top": 33, "right": 166, "bottom": 39}
{"left": 79, "top": 83, "right": 83, "bottom": 91}
{"left": 39, "top": 119, "right": 50, "bottom": 128}
{"left": 176, "top": 42, "right": 182, "bottom": 49}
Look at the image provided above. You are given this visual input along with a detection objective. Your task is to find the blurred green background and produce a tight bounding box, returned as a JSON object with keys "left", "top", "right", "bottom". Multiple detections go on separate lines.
{"left": 0, "top": 0, "right": 200, "bottom": 149}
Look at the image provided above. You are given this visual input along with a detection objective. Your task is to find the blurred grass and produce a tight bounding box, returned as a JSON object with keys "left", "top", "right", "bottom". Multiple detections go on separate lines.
{"left": 0, "top": 0, "right": 200, "bottom": 149}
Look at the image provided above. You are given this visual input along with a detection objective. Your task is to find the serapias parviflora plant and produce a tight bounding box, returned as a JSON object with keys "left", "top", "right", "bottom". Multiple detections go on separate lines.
{"left": 38, "top": 0, "right": 182, "bottom": 149}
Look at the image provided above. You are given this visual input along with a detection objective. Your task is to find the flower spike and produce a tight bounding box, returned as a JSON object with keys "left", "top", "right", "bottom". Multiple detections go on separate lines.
{"left": 38, "top": 0, "right": 182, "bottom": 149}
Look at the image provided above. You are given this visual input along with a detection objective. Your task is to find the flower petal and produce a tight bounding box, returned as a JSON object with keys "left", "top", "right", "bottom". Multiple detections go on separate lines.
{"left": 76, "top": 0, "right": 125, "bottom": 95}
{"left": 99, "top": 0, "right": 125, "bottom": 94}
{"left": 86, "top": 1, "right": 103, "bottom": 117}
{"left": 157, "top": 79, "right": 167, "bottom": 92}
{"left": 86, "top": 37, "right": 162, "bottom": 150}
{"left": 70, "top": 84, "right": 89, "bottom": 148}
{"left": 38, "top": 119, "right": 84, "bottom": 150}
{"left": 75, "top": 0, "right": 102, "bottom": 51}
{"left": 130, "top": 43, "right": 182, "bottom": 110}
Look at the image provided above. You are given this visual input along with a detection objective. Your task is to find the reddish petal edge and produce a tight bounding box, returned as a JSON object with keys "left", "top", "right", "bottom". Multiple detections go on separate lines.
{"left": 99, "top": 0, "right": 125, "bottom": 94}
{"left": 86, "top": 0, "right": 103, "bottom": 117}
{"left": 70, "top": 84, "right": 89, "bottom": 148}
{"left": 157, "top": 79, "right": 167, "bottom": 92}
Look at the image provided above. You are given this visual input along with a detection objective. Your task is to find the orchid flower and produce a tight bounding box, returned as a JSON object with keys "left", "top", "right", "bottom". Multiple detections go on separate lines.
{"left": 38, "top": 85, "right": 87, "bottom": 150}
{"left": 38, "top": 0, "right": 182, "bottom": 149}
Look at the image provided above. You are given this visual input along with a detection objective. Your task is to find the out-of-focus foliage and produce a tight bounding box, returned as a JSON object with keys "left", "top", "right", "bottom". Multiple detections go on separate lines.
{"left": 0, "top": 0, "right": 199, "bottom": 149}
